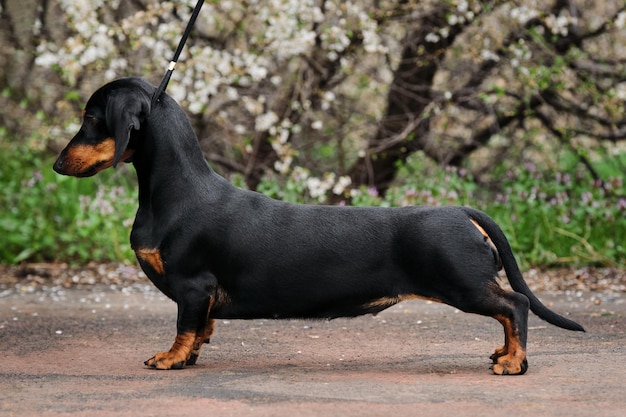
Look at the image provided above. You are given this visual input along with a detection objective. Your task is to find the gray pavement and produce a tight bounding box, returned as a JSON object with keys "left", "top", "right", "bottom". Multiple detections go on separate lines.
{"left": 0, "top": 285, "right": 625, "bottom": 416}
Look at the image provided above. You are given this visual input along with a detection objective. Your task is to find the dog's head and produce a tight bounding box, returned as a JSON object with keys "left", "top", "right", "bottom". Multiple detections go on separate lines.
{"left": 53, "top": 78, "right": 153, "bottom": 177}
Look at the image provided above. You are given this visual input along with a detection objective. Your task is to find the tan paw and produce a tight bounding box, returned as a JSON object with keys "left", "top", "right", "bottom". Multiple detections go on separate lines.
{"left": 144, "top": 351, "right": 188, "bottom": 370}
{"left": 491, "top": 357, "right": 528, "bottom": 375}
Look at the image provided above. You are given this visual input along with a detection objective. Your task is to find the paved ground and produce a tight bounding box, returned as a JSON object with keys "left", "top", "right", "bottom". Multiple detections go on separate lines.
{"left": 1, "top": 284, "right": 625, "bottom": 417}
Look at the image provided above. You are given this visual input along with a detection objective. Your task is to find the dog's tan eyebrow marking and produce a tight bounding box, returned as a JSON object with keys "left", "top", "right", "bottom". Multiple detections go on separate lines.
{"left": 135, "top": 248, "right": 165, "bottom": 275}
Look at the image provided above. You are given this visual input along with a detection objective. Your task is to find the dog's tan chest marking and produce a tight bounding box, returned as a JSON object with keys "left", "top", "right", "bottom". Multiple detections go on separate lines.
{"left": 135, "top": 248, "right": 165, "bottom": 275}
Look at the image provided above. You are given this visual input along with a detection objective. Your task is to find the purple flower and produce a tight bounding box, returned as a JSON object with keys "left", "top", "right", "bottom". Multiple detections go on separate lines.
{"left": 25, "top": 170, "right": 43, "bottom": 188}
{"left": 555, "top": 172, "right": 571, "bottom": 186}
{"left": 367, "top": 187, "right": 379, "bottom": 197}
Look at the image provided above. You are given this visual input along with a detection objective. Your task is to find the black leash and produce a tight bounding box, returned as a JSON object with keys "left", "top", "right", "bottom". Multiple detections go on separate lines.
{"left": 151, "top": 0, "right": 205, "bottom": 107}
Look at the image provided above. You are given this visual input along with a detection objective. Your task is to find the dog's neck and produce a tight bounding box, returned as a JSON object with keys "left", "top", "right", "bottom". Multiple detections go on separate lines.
{"left": 131, "top": 102, "right": 221, "bottom": 212}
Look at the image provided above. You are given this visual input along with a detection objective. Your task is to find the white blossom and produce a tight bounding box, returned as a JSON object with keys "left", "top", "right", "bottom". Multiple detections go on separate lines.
{"left": 242, "top": 96, "right": 264, "bottom": 115}
{"left": 306, "top": 175, "right": 336, "bottom": 201}
{"left": 311, "top": 120, "right": 323, "bottom": 130}
{"left": 255, "top": 111, "right": 279, "bottom": 132}
{"left": 332, "top": 176, "right": 352, "bottom": 195}
{"left": 274, "top": 156, "right": 293, "bottom": 174}
{"left": 225, "top": 87, "right": 239, "bottom": 101}
{"left": 510, "top": 6, "right": 539, "bottom": 25}
{"left": 188, "top": 100, "right": 204, "bottom": 114}
{"left": 249, "top": 65, "right": 268, "bottom": 82}
{"left": 425, "top": 32, "right": 440, "bottom": 43}
{"left": 546, "top": 14, "right": 571, "bottom": 36}
{"left": 616, "top": 12, "right": 626, "bottom": 29}
{"left": 34, "top": 51, "right": 58, "bottom": 67}
{"left": 615, "top": 83, "right": 626, "bottom": 101}
{"left": 480, "top": 49, "right": 500, "bottom": 62}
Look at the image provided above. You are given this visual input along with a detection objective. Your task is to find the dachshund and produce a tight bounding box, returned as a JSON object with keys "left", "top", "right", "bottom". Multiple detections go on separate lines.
{"left": 53, "top": 77, "right": 584, "bottom": 375}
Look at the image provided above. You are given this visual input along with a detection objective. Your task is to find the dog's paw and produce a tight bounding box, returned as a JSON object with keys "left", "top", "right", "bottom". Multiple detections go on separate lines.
{"left": 491, "top": 357, "right": 528, "bottom": 375}
{"left": 144, "top": 351, "right": 188, "bottom": 370}
{"left": 145, "top": 332, "right": 196, "bottom": 369}
{"left": 489, "top": 345, "right": 507, "bottom": 363}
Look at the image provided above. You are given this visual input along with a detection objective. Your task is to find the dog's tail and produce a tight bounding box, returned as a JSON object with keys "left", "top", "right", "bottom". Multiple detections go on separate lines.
{"left": 462, "top": 207, "right": 585, "bottom": 332}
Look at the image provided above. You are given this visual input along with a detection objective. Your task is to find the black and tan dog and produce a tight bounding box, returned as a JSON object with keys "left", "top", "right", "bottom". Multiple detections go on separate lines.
{"left": 53, "top": 77, "right": 584, "bottom": 375}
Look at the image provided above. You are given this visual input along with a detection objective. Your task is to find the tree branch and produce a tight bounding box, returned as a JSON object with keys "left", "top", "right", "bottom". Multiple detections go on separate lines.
{"left": 533, "top": 107, "right": 601, "bottom": 181}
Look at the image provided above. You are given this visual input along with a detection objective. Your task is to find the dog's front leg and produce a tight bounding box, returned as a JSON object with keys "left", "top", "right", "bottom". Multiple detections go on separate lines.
{"left": 187, "top": 318, "right": 215, "bottom": 366}
{"left": 145, "top": 280, "right": 214, "bottom": 370}
{"left": 144, "top": 331, "right": 196, "bottom": 370}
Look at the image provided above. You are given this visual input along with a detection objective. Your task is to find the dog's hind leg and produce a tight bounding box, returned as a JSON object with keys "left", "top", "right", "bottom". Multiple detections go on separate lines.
{"left": 487, "top": 286, "right": 529, "bottom": 375}
{"left": 491, "top": 311, "right": 528, "bottom": 375}
{"left": 460, "top": 282, "right": 530, "bottom": 375}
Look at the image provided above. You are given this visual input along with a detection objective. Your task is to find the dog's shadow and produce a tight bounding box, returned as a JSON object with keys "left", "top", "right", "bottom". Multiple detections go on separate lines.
{"left": 175, "top": 354, "right": 490, "bottom": 402}
{"left": 192, "top": 351, "right": 489, "bottom": 378}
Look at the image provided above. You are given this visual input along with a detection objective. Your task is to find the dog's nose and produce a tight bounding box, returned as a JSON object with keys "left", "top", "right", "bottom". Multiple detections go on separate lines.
{"left": 53, "top": 156, "right": 65, "bottom": 174}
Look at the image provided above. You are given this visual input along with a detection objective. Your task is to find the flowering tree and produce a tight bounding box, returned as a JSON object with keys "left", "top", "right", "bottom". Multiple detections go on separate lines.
{"left": 1, "top": 0, "right": 624, "bottom": 202}
{"left": 348, "top": 0, "right": 626, "bottom": 194}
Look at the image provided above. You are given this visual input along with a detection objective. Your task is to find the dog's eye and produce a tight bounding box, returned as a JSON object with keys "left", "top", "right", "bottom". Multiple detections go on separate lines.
{"left": 84, "top": 114, "right": 98, "bottom": 125}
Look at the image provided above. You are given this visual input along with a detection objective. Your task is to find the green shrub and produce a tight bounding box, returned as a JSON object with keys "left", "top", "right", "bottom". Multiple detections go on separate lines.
{"left": 0, "top": 142, "right": 137, "bottom": 264}
{"left": 383, "top": 154, "right": 625, "bottom": 267}
{"left": 486, "top": 165, "right": 625, "bottom": 267}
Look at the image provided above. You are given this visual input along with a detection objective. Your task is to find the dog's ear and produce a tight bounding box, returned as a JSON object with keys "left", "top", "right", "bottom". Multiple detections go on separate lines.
{"left": 105, "top": 88, "right": 151, "bottom": 167}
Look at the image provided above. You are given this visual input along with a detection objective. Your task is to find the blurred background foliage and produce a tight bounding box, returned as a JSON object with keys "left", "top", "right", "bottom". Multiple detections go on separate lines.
{"left": 0, "top": 0, "right": 624, "bottom": 267}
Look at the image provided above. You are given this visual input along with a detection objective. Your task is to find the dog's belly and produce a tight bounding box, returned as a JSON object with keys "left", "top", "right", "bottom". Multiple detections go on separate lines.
{"left": 210, "top": 297, "right": 394, "bottom": 320}
{"left": 210, "top": 292, "right": 444, "bottom": 320}
{"left": 208, "top": 266, "right": 426, "bottom": 320}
